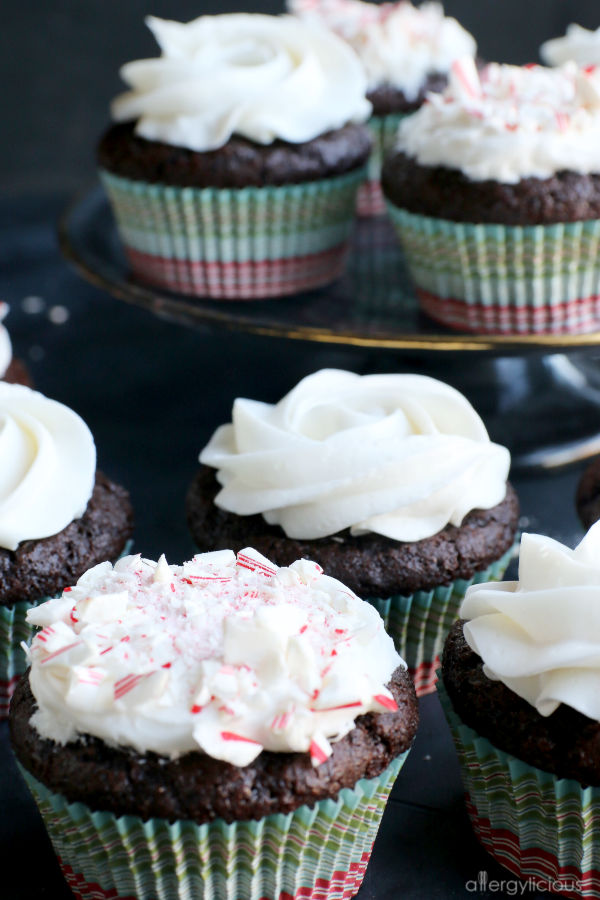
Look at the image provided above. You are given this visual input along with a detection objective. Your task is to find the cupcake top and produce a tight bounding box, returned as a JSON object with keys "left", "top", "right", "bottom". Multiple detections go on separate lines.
{"left": 0, "top": 303, "right": 13, "bottom": 379}
{"left": 541, "top": 24, "right": 600, "bottom": 68}
{"left": 111, "top": 13, "right": 370, "bottom": 153}
{"left": 460, "top": 523, "right": 600, "bottom": 721}
{"left": 26, "top": 547, "right": 402, "bottom": 767}
{"left": 396, "top": 59, "right": 600, "bottom": 183}
{"left": 288, "top": 0, "right": 476, "bottom": 99}
{"left": 200, "top": 369, "right": 510, "bottom": 543}
{"left": 0, "top": 383, "right": 95, "bottom": 551}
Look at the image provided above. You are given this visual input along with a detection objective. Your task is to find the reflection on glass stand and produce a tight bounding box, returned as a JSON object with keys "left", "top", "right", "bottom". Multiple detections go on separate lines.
{"left": 59, "top": 188, "right": 600, "bottom": 470}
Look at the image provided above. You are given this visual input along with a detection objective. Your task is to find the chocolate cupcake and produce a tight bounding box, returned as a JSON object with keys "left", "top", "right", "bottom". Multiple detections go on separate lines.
{"left": 187, "top": 369, "right": 518, "bottom": 696}
{"left": 382, "top": 60, "right": 600, "bottom": 334}
{"left": 11, "top": 547, "right": 417, "bottom": 900}
{"left": 99, "top": 13, "right": 371, "bottom": 300}
{"left": 289, "top": 0, "right": 476, "bottom": 215}
{"left": 440, "top": 525, "right": 600, "bottom": 896}
{"left": 0, "top": 383, "right": 133, "bottom": 716}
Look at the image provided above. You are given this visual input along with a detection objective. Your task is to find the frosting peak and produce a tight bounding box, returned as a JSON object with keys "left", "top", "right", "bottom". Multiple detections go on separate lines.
{"left": 111, "top": 13, "right": 371, "bottom": 152}
{"left": 200, "top": 369, "right": 510, "bottom": 542}
{"left": 27, "top": 548, "right": 402, "bottom": 766}
{"left": 0, "top": 384, "right": 95, "bottom": 550}
{"left": 0, "top": 303, "right": 13, "bottom": 379}
{"left": 289, "top": 0, "right": 476, "bottom": 97}
{"left": 541, "top": 24, "right": 600, "bottom": 68}
{"left": 397, "top": 60, "right": 600, "bottom": 183}
{"left": 461, "top": 523, "right": 600, "bottom": 720}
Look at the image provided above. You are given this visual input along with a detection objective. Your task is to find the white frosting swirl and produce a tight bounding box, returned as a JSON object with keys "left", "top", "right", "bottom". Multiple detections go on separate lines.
{"left": 111, "top": 14, "right": 371, "bottom": 152}
{"left": 461, "top": 523, "right": 600, "bottom": 721}
{"left": 541, "top": 24, "right": 600, "bottom": 68}
{"left": 0, "top": 384, "right": 95, "bottom": 550}
{"left": 289, "top": 0, "right": 476, "bottom": 97}
{"left": 397, "top": 59, "right": 600, "bottom": 183}
{"left": 0, "top": 303, "right": 13, "bottom": 379}
{"left": 200, "top": 369, "right": 510, "bottom": 542}
{"left": 27, "top": 548, "right": 402, "bottom": 766}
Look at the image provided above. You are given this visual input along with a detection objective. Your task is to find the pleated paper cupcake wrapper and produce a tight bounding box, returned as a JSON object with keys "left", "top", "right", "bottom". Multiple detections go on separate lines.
{"left": 356, "top": 113, "right": 406, "bottom": 218}
{"left": 0, "top": 596, "right": 49, "bottom": 718}
{"left": 386, "top": 206, "right": 600, "bottom": 335}
{"left": 19, "top": 752, "right": 407, "bottom": 900}
{"left": 100, "top": 168, "right": 365, "bottom": 300}
{"left": 366, "top": 545, "right": 512, "bottom": 698}
{"left": 437, "top": 680, "right": 600, "bottom": 899}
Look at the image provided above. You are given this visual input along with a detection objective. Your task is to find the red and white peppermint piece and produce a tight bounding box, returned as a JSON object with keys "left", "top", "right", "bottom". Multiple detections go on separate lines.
{"left": 309, "top": 733, "right": 332, "bottom": 766}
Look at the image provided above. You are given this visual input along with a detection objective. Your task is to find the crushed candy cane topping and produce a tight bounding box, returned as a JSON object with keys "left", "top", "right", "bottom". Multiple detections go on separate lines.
{"left": 288, "top": 0, "right": 476, "bottom": 97}
{"left": 26, "top": 548, "right": 402, "bottom": 767}
{"left": 397, "top": 60, "right": 600, "bottom": 183}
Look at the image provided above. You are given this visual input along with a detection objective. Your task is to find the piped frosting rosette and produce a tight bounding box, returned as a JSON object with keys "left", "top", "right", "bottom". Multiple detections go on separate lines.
{"left": 200, "top": 369, "right": 513, "bottom": 695}
{"left": 438, "top": 524, "right": 600, "bottom": 896}
{"left": 0, "top": 384, "right": 95, "bottom": 715}
{"left": 101, "top": 13, "right": 370, "bottom": 298}
{"left": 27, "top": 547, "right": 402, "bottom": 768}
{"left": 112, "top": 14, "right": 370, "bottom": 152}
{"left": 201, "top": 369, "right": 509, "bottom": 542}
{"left": 0, "top": 384, "right": 95, "bottom": 552}
{"left": 385, "top": 59, "right": 600, "bottom": 334}
{"left": 461, "top": 524, "right": 600, "bottom": 720}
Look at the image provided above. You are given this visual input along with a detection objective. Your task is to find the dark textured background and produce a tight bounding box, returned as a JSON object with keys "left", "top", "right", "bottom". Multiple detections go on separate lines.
{"left": 4, "top": 0, "right": 600, "bottom": 195}
{"left": 2, "top": 4, "right": 600, "bottom": 899}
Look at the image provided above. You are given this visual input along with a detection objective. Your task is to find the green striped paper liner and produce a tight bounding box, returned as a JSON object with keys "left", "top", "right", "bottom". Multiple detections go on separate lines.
{"left": 357, "top": 113, "right": 407, "bottom": 217}
{"left": 100, "top": 167, "right": 365, "bottom": 300}
{"left": 366, "top": 544, "right": 513, "bottom": 698}
{"left": 0, "top": 597, "right": 49, "bottom": 718}
{"left": 386, "top": 206, "right": 600, "bottom": 335}
{"left": 438, "top": 679, "right": 600, "bottom": 898}
{"left": 19, "top": 751, "right": 407, "bottom": 900}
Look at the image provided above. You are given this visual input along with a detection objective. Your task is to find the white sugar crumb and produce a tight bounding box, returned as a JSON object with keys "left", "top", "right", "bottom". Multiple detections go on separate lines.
{"left": 22, "top": 296, "right": 45, "bottom": 314}
{"left": 48, "top": 305, "right": 70, "bottom": 325}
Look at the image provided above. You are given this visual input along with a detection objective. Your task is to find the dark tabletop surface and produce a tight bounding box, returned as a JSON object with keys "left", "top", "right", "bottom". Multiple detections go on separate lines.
{"left": 5, "top": 1, "right": 600, "bottom": 897}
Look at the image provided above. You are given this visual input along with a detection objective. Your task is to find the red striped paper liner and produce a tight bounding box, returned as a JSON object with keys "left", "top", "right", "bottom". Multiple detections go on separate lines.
{"left": 125, "top": 245, "right": 349, "bottom": 300}
{"left": 58, "top": 852, "right": 371, "bottom": 900}
{"left": 0, "top": 673, "right": 22, "bottom": 717}
{"left": 465, "top": 797, "right": 593, "bottom": 899}
{"left": 20, "top": 751, "right": 406, "bottom": 900}
{"left": 356, "top": 180, "right": 387, "bottom": 218}
{"left": 409, "top": 659, "right": 439, "bottom": 697}
{"left": 419, "top": 289, "right": 600, "bottom": 336}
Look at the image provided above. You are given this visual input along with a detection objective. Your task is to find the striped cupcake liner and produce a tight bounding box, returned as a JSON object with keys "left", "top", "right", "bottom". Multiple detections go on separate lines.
{"left": 366, "top": 545, "right": 513, "bottom": 697}
{"left": 100, "top": 168, "right": 365, "bottom": 300}
{"left": 19, "top": 752, "right": 407, "bottom": 900}
{"left": 386, "top": 206, "right": 600, "bottom": 335}
{"left": 356, "top": 113, "right": 406, "bottom": 218}
{"left": 438, "top": 680, "right": 599, "bottom": 899}
{"left": 0, "top": 597, "right": 49, "bottom": 718}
